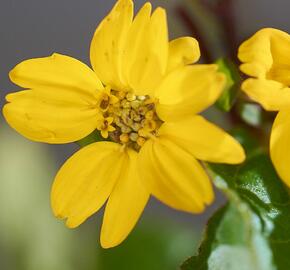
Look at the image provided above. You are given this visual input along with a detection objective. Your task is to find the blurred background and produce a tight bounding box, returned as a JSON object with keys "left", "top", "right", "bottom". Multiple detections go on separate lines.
{"left": 0, "top": 0, "right": 289, "bottom": 269}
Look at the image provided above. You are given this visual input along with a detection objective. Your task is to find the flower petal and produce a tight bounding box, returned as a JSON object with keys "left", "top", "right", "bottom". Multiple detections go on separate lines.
{"left": 138, "top": 138, "right": 214, "bottom": 213}
{"left": 90, "top": 0, "right": 133, "bottom": 90}
{"left": 51, "top": 142, "right": 124, "bottom": 228}
{"left": 166, "top": 37, "right": 200, "bottom": 73}
{"left": 242, "top": 78, "right": 290, "bottom": 111}
{"left": 125, "top": 4, "right": 168, "bottom": 96}
{"left": 101, "top": 149, "right": 149, "bottom": 248}
{"left": 3, "top": 90, "right": 99, "bottom": 143}
{"left": 238, "top": 29, "right": 273, "bottom": 78}
{"left": 4, "top": 53, "right": 104, "bottom": 143}
{"left": 158, "top": 115, "right": 245, "bottom": 164}
{"left": 270, "top": 110, "right": 290, "bottom": 187}
{"left": 9, "top": 53, "right": 103, "bottom": 94}
{"left": 155, "top": 65, "right": 225, "bottom": 121}
{"left": 238, "top": 28, "right": 290, "bottom": 85}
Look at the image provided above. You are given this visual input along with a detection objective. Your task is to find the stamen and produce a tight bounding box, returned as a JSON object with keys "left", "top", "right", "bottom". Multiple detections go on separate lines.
{"left": 137, "top": 136, "right": 146, "bottom": 146}
{"left": 120, "top": 133, "right": 129, "bottom": 143}
{"left": 116, "top": 91, "right": 127, "bottom": 100}
{"left": 97, "top": 87, "right": 119, "bottom": 112}
{"left": 126, "top": 92, "right": 136, "bottom": 101}
{"left": 100, "top": 98, "right": 109, "bottom": 110}
{"left": 95, "top": 88, "right": 163, "bottom": 151}
{"left": 129, "top": 132, "right": 138, "bottom": 142}
{"left": 143, "top": 119, "right": 157, "bottom": 131}
{"left": 145, "top": 110, "right": 154, "bottom": 120}
{"left": 137, "top": 95, "right": 146, "bottom": 101}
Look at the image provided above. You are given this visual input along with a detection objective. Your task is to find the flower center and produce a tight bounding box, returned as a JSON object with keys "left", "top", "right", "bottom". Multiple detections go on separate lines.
{"left": 96, "top": 88, "right": 163, "bottom": 151}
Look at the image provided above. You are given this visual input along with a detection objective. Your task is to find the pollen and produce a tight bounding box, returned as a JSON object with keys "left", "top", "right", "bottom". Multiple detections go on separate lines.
{"left": 95, "top": 88, "right": 163, "bottom": 151}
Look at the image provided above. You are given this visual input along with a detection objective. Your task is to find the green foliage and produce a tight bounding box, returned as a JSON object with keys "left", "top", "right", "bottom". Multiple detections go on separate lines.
{"left": 215, "top": 58, "right": 241, "bottom": 112}
{"left": 181, "top": 130, "right": 290, "bottom": 270}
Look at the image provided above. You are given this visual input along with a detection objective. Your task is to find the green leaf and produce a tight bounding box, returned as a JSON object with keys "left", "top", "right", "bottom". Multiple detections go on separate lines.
{"left": 215, "top": 58, "right": 241, "bottom": 112}
{"left": 181, "top": 131, "right": 290, "bottom": 270}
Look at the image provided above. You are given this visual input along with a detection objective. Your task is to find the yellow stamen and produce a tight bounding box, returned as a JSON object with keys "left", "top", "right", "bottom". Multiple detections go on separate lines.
{"left": 97, "top": 86, "right": 119, "bottom": 112}
{"left": 144, "top": 97, "right": 156, "bottom": 105}
{"left": 120, "top": 133, "right": 129, "bottom": 143}
{"left": 116, "top": 90, "right": 127, "bottom": 100}
{"left": 126, "top": 92, "right": 136, "bottom": 101}
{"left": 96, "top": 91, "right": 162, "bottom": 150}
{"left": 138, "top": 128, "right": 147, "bottom": 137}
{"left": 129, "top": 132, "right": 139, "bottom": 142}
{"left": 137, "top": 136, "right": 146, "bottom": 146}
{"left": 96, "top": 116, "right": 115, "bottom": 139}
{"left": 143, "top": 119, "right": 157, "bottom": 131}
{"left": 145, "top": 110, "right": 154, "bottom": 120}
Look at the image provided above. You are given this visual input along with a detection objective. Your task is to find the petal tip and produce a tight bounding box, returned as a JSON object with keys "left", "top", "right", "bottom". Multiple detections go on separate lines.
{"left": 114, "top": 0, "right": 134, "bottom": 14}
{"left": 152, "top": 6, "right": 167, "bottom": 19}
{"left": 9, "top": 66, "right": 19, "bottom": 83}
{"left": 100, "top": 233, "right": 121, "bottom": 249}
{"left": 50, "top": 197, "right": 63, "bottom": 219}
{"left": 142, "top": 2, "right": 152, "bottom": 10}
{"left": 237, "top": 147, "right": 246, "bottom": 163}
{"left": 230, "top": 143, "right": 246, "bottom": 164}
{"left": 65, "top": 218, "right": 80, "bottom": 229}
{"left": 205, "top": 187, "right": 215, "bottom": 205}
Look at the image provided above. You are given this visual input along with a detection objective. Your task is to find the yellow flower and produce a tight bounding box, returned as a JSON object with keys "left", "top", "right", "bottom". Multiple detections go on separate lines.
{"left": 238, "top": 28, "right": 290, "bottom": 187}
{"left": 96, "top": 116, "right": 116, "bottom": 139}
{"left": 3, "top": 0, "right": 245, "bottom": 248}
{"left": 96, "top": 86, "right": 119, "bottom": 112}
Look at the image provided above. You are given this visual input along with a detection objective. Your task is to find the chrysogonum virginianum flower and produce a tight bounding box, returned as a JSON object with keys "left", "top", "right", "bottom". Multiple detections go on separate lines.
{"left": 238, "top": 28, "right": 290, "bottom": 188}
{"left": 3, "top": 0, "right": 245, "bottom": 248}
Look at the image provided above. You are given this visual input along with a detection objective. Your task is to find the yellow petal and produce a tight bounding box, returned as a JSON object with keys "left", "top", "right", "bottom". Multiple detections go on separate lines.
{"left": 125, "top": 5, "right": 168, "bottom": 96}
{"left": 242, "top": 78, "right": 290, "bottom": 111}
{"left": 9, "top": 53, "right": 104, "bottom": 94}
{"left": 238, "top": 29, "right": 273, "bottom": 78}
{"left": 101, "top": 149, "right": 149, "bottom": 248}
{"left": 270, "top": 110, "right": 290, "bottom": 187}
{"left": 3, "top": 90, "right": 99, "bottom": 144}
{"left": 123, "top": 2, "right": 152, "bottom": 87}
{"left": 155, "top": 65, "right": 225, "bottom": 121}
{"left": 158, "top": 115, "right": 245, "bottom": 164}
{"left": 239, "top": 28, "right": 290, "bottom": 85}
{"left": 167, "top": 37, "right": 200, "bottom": 73}
{"left": 51, "top": 142, "right": 124, "bottom": 228}
{"left": 5, "top": 54, "right": 103, "bottom": 143}
{"left": 90, "top": 0, "right": 133, "bottom": 90}
{"left": 138, "top": 138, "right": 214, "bottom": 213}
